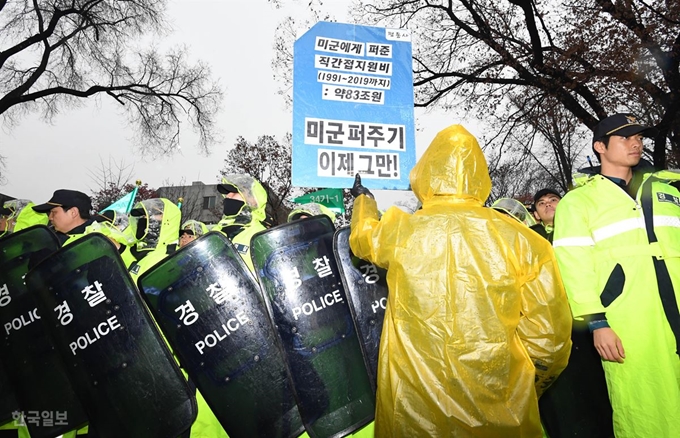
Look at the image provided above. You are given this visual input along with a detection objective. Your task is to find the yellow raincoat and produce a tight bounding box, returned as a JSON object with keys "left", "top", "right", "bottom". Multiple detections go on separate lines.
{"left": 350, "top": 125, "right": 572, "bottom": 437}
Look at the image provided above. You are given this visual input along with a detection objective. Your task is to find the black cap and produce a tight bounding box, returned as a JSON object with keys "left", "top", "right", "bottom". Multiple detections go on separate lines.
{"left": 217, "top": 183, "right": 238, "bottom": 195}
{"left": 533, "top": 188, "right": 561, "bottom": 204}
{"left": 592, "top": 113, "right": 658, "bottom": 144}
{"left": 32, "top": 189, "right": 92, "bottom": 214}
{"left": 0, "top": 205, "right": 12, "bottom": 216}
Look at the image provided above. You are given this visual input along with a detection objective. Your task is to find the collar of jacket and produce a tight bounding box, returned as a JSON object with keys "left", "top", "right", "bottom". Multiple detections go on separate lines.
{"left": 573, "top": 158, "right": 657, "bottom": 187}
{"left": 66, "top": 218, "right": 95, "bottom": 235}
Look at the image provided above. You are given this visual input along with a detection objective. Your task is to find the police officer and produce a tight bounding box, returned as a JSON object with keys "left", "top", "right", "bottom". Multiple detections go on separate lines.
{"left": 530, "top": 188, "right": 561, "bottom": 243}
{"left": 553, "top": 113, "right": 680, "bottom": 437}
{"left": 126, "top": 198, "right": 181, "bottom": 279}
{"left": 287, "top": 202, "right": 336, "bottom": 223}
{"left": 214, "top": 174, "right": 268, "bottom": 272}
{"left": 178, "top": 219, "right": 209, "bottom": 248}
{"left": 32, "top": 189, "right": 94, "bottom": 245}
{"left": 491, "top": 197, "right": 536, "bottom": 227}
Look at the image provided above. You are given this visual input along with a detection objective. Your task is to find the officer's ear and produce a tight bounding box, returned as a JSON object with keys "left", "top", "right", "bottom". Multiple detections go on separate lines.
{"left": 593, "top": 140, "right": 607, "bottom": 155}
{"left": 533, "top": 210, "right": 541, "bottom": 221}
{"left": 63, "top": 206, "right": 75, "bottom": 218}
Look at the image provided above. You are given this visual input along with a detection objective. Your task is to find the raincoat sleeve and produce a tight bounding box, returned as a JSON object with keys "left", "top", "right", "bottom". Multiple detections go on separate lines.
{"left": 516, "top": 242, "right": 572, "bottom": 397}
{"left": 552, "top": 194, "right": 602, "bottom": 318}
{"left": 349, "top": 195, "right": 390, "bottom": 269}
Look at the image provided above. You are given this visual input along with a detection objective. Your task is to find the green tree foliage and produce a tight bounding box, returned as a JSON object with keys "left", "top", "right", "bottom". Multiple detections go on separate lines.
{"left": 0, "top": 0, "right": 223, "bottom": 156}
{"left": 355, "top": 0, "right": 680, "bottom": 168}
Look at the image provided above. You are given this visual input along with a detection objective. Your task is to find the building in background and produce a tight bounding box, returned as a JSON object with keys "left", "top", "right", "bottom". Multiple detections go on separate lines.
{"left": 157, "top": 181, "right": 221, "bottom": 225}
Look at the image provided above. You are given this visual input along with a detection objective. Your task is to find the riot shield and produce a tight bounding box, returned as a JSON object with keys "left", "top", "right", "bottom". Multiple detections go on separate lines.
{"left": 0, "top": 226, "right": 88, "bottom": 438}
{"left": 0, "top": 360, "right": 18, "bottom": 426}
{"left": 138, "top": 232, "right": 304, "bottom": 438}
{"left": 251, "top": 216, "right": 374, "bottom": 438}
{"left": 25, "top": 233, "right": 196, "bottom": 438}
{"left": 332, "top": 227, "right": 388, "bottom": 392}
{"left": 538, "top": 321, "right": 614, "bottom": 438}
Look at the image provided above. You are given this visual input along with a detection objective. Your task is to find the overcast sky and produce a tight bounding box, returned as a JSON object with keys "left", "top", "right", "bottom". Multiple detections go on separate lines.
{"left": 0, "top": 0, "right": 475, "bottom": 210}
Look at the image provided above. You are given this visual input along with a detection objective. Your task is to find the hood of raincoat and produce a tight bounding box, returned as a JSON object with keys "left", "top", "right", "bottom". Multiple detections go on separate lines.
{"left": 219, "top": 174, "right": 267, "bottom": 226}
{"left": 1, "top": 199, "right": 49, "bottom": 236}
{"left": 410, "top": 125, "right": 491, "bottom": 206}
{"left": 129, "top": 198, "right": 181, "bottom": 252}
{"left": 180, "top": 219, "right": 209, "bottom": 236}
{"left": 492, "top": 198, "right": 536, "bottom": 227}
{"left": 93, "top": 210, "right": 135, "bottom": 245}
{"left": 94, "top": 210, "right": 130, "bottom": 232}
{"left": 287, "top": 202, "right": 336, "bottom": 223}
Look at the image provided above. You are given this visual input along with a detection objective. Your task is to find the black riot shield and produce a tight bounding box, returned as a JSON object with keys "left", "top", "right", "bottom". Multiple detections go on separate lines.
{"left": 538, "top": 321, "right": 614, "bottom": 438}
{"left": 251, "top": 216, "right": 374, "bottom": 438}
{"left": 138, "top": 232, "right": 304, "bottom": 438}
{"left": 332, "top": 227, "right": 388, "bottom": 392}
{"left": 0, "top": 360, "right": 19, "bottom": 426}
{"left": 0, "top": 225, "right": 89, "bottom": 438}
{"left": 25, "top": 233, "right": 196, "bottom": 438}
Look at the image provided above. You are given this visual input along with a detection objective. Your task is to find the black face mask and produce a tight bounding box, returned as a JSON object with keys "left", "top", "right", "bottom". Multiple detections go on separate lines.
{"left": 136, "top": 218, "right": 147, "bottom": 240}
{"left": 223, "top": 198, "right": 245, "bottom": 216}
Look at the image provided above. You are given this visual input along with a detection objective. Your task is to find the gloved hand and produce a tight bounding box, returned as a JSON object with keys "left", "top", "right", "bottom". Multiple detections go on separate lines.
{"left": 350, "top": 173, "right": 374, "bottom": 199}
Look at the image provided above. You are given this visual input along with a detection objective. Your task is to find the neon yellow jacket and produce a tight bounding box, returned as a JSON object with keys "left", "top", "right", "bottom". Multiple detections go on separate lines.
{"left": 126, "top": 198, "right": 181, "bottom": 281}
{"left": 350, "top": 124, "right": 572, "bottom": 437}
{"left": 0, "top": 199, "right": 48, "bottom": 237}
{"left": 553, "top": 168, "right": 680, "bottom": 437}
{"left": 123, "top": 198, "right": 228, "bottom": 438}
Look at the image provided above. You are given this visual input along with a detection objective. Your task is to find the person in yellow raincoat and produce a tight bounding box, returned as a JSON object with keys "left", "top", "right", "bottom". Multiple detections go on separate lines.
{"left": 349, "top": 124, "right": 572, "bottom": 437}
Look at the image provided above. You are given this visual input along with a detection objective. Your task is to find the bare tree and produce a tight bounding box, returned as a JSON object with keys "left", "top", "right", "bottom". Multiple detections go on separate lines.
{"left": 350, "top": 0, "right": 679, "bottom": 169}
{"left": 271, "top": 0, "right": 349, "bottom": 109}
{"left": 88, "top": 157, "right": 135, "bottom": 195}
{"left": 220, "top": 133, "right": 320, "bottom": 226}
{"left": 483, "top": 92, "right": 590, "bottom": 192}
{"left": 486, "top": 147, "right": 555, "bottom": 205}
{"left": 0, "top": 0, "right": 223, "bottom": 156}
{"left": 90, "top": 180, "right": 158, "bottom": 214}
{"left": 88, "top": 157, "right": 157, "bottom": 212}
{"left": 0, "top": 153, "right": 6, "bottom": 185}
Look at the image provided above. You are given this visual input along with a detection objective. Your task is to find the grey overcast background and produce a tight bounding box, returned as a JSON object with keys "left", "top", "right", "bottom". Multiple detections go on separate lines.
{"left": 0, "top": 0, "right": 471, "bottom": 210}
